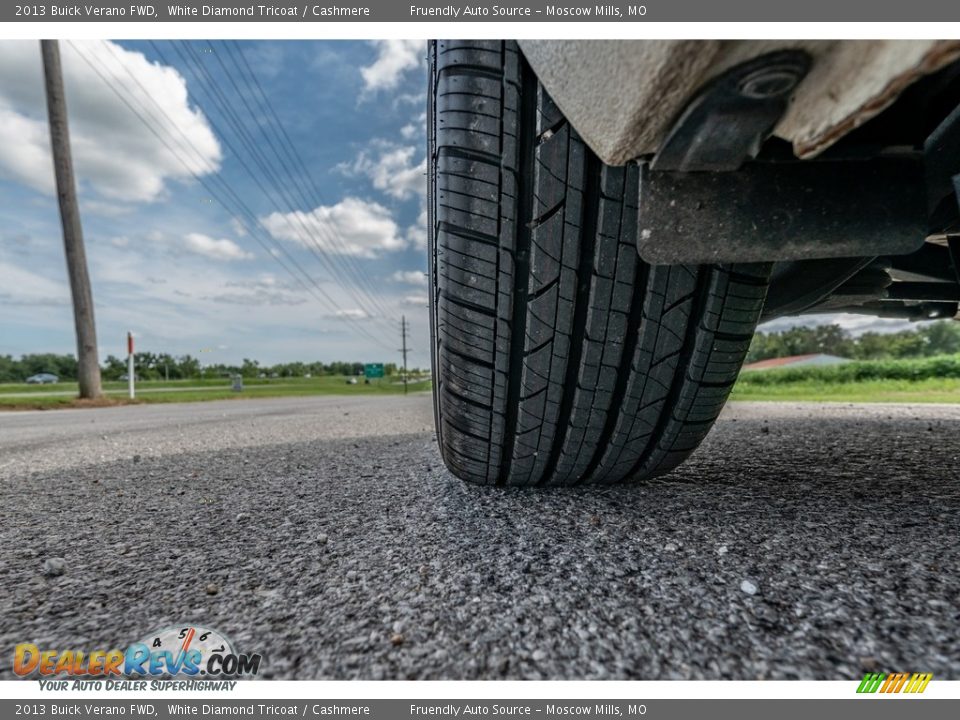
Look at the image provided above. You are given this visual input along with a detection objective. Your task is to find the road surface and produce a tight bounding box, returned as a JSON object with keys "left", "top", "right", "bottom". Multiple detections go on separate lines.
{"left": 1, "top": 395, "right": 958, "bottom": 679}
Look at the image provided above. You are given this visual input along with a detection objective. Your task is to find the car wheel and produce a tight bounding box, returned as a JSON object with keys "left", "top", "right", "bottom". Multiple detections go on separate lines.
{"left": 429, "top": 40, "right": 771, "bottom": 486}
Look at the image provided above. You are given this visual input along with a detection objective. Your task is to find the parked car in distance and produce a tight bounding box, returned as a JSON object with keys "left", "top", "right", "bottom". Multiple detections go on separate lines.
{"left": 25, "top": 373, "right": 58, "bottom": 384}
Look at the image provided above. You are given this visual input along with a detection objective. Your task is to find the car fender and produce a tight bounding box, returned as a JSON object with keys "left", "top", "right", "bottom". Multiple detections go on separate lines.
{"left": 518, "top": 39, "right": 960, "bottom": 164}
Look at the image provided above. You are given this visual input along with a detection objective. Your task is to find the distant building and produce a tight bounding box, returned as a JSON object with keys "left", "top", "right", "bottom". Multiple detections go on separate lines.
{"left": 741, "top": 353, "right": 851, "bottom": 371}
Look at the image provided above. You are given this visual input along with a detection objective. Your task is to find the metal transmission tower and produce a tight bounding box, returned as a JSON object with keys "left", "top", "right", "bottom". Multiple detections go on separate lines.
{"left": 41, "top": 40, "right": 103, "bottom": 400}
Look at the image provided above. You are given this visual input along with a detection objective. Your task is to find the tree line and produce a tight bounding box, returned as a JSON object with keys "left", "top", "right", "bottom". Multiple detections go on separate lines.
{"left": 7, "top": 321, "right": 958, "bottom": 382}
{"left": 0, "top": 352, "right": 403, "bottom": 383}
{"left": 747, "top": 321, "right": 960, "bottom": 363}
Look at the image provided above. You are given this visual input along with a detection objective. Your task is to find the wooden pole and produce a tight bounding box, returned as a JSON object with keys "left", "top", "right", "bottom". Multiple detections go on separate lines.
{"left": 41, "top": 40, "right": 102, "bottom": 399}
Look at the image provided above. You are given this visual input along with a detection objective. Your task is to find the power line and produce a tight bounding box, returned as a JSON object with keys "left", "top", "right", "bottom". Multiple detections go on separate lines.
{"left": 92, "top": 42, "right": 321, "bottom": 299}
{"left": 170, "top": 40, "right": 399, "bottom": 327}
{"left": 98, "top": 40, "right": 396, "bottom": 349}
{"left": 206, "top": 43, "right": 381, "bottom": 302}
{"left": 223, "top": 40, "right": 399, "bottom": 321}
{"left": 67, "top": 41, "right": 396, "bottom": 353}
{"left": 160, "top": 40, "right": 394, "bottom": 329}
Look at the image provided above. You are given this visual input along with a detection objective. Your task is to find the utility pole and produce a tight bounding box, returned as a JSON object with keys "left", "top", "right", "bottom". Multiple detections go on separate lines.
{"left": 41, "top": 40, "right": 102, "bottom": 400}
{"left": 400, "top": 315, "right": 409, "bottom": 395}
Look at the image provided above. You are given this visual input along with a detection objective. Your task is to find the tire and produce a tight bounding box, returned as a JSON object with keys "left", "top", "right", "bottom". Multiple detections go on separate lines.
{"left": 428, "top": 40, "right": 771, "bottom": 486}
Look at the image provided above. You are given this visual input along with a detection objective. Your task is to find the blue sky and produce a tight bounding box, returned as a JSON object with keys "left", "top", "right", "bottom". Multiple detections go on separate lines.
{"left": 0, "top": 39, "right": 921, "bottom": 371}
{"left": 0, "top": 40, "right": 430, "bottom": 368}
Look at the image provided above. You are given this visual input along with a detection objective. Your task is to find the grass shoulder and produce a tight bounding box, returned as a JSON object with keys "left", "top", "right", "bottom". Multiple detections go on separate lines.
{"left": 0, "top": 375, "right": 432, "bottom": 410}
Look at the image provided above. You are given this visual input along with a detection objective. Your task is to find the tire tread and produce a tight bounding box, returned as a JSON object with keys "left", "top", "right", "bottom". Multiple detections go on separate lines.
{"left": 429, "top": 40, "right": 769, "bottom": 485}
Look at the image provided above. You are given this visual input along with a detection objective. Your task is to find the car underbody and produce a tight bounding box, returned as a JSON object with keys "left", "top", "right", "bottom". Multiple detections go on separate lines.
{"left": 519, "top": 39, "right": 960, "bottom": 324}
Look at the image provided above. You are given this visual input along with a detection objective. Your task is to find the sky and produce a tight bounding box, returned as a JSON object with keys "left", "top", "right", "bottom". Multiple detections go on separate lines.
{"left": 0, "top": 39, "right": 430, "bottom": 368}
{"left": 0, "top": 39, "right": 922, "bottom": 370}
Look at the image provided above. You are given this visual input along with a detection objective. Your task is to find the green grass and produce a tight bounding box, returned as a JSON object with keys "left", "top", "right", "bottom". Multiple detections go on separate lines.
{"left": 732, "top": 354, "right": 960, "bottom": 403}
{"left": 731, "top": 377, "right": 960, "bottom": 403}
{"left": 740, "top": 354, "right": 960, "bottom": 384}
{"left": 7, "top": 354, "right": 960, "bottom": 408}
{"left": 0, "top": 375, "right": 432, "bottom": 410}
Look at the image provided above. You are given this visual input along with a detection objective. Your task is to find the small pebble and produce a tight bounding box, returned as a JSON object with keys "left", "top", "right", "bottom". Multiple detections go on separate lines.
{"left": 43, "top": 558, "right": 67, "bottom": 577}
{"left": 741, "top": 579, "right": 758, "bottom": 595}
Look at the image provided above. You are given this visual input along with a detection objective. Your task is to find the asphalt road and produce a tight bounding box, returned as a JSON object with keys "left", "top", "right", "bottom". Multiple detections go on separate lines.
{"left": 1, "top": 395, "right": 958, "bottom": 680}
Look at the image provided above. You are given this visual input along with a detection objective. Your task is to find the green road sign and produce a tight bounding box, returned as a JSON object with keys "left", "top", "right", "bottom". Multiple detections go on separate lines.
{"left": 364, "top": 363, "right": 384, "bottom": 379}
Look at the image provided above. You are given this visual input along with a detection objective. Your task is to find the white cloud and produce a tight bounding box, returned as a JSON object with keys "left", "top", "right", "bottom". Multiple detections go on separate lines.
{"left": 395, "top": 92, "right": 427, "bottom": 108}
{"left": 399, "top": 112, "right": 427, "bottom": 139}
{"left": 339, "top": 143, "right": 426, "bottom": 201}
{"left": 0, "top": 240, "right": 434, "bottom": 366}
{"left": 259, "top": 197, "right": 406, "bottom": 258}
{"left": 338, "top": 141, "right": 428, "bottom": 252}
{"left": 230, "top": 217, "right": 248, "bottom": 237}
{"left": 757, "top": 313, "right": 917, "bottom": 336}
{"left": 406, "top": 207, "right": 428, "bottom": 250}
{"left": 83, "top": 200, "right": 134, "bottom": 217}
{"left": 360, "top": 40, "right": 425, "bottom": 92}
{"left": 329, "top": 308, "right": 368, "bottom": 320}
{"left": 0, "top": 261, "right": 69, "bottom": 307}
{"left": 0, "top": 40, "right": 220, "bottom": 203}
{"left": 391, "top": 270, "right": 427, "bottom": 287}
{"left": 401, "top": 293, "right": 428, "bottom": 307}
{"left": 183, "top": 232, "right": 253, "bottom": 261}
{"left": 205, "top": 288, "right": 306, "bottom": 307}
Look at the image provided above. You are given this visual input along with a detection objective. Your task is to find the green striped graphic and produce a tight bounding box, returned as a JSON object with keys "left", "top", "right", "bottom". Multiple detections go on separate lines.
{"left": 857, "top": 672, "right": 886, "bottom": 693}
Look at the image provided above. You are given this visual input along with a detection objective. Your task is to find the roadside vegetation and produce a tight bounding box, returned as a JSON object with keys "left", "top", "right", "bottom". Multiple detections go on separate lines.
{"left": 0, "top": 353, "right": 417, "bottom": 384}
{"left": 733, "top": 354, "right": 960, "bottom": 403}
{"left": 747, "top": 320, "right": 960, "bottom": 363}
{"left": 5, "top": 322, "right": 960, "bottom": 408}
{"left": 734, "top": 322, "right": 960, "bottom": 403}
{"left": 0, "top": 375, "right": 431, "bottom": 410}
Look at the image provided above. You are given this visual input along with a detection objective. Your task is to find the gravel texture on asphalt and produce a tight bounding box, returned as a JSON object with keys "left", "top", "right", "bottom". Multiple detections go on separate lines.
{"left": 1, "top": 395, "right": 958, "bottom": 680}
